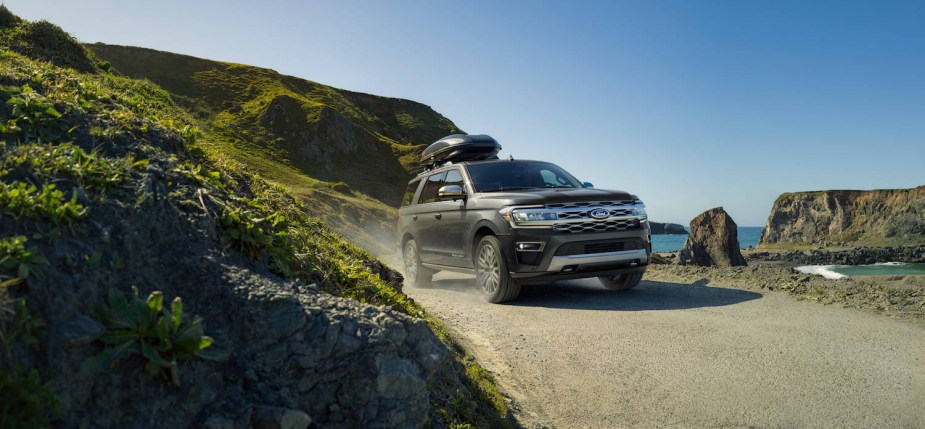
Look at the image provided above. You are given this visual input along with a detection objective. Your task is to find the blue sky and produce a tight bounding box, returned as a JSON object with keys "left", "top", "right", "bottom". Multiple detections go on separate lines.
{"left": 7, "top": 0, "right": 924, "bottom": 225}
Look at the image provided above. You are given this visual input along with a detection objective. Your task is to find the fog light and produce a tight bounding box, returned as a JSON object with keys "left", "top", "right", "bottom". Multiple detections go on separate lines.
{"left": 515, "top": 242, "right": 545, "bottom": 252}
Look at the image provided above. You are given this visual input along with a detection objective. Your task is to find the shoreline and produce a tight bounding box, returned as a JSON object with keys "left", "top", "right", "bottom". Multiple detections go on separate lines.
{"left": 646, "top": 247, "right": 925, "bottom": 321}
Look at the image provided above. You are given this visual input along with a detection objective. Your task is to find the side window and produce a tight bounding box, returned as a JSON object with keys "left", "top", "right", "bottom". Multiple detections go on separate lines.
{"left": 419, "top": 171, "right": 446, "bottom": 204}
{"left": 444, "top": 169, "right": 464, "bottom": 190}
{"left": 401, "top": 179, "right": 421, "bottom": 207}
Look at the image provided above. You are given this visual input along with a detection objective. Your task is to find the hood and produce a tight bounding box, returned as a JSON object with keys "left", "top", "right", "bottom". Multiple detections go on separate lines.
{"left": 474, "top": 188, "right": 639, "bottom": 207}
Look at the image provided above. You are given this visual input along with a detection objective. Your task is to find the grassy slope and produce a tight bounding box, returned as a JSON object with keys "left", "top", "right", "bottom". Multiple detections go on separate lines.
{"left": 86, "top": 43, "right": 463, "bottom": 256}
{"left": 0, "top": 8, "right": 511, "bottom": 428}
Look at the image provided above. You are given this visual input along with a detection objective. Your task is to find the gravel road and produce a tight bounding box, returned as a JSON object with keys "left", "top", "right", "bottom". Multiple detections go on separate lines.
{"left": 405, "top": 274, "right": 925, "bottom": 428}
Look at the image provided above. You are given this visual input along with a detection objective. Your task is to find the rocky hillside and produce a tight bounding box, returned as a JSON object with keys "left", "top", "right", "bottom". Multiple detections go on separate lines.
{"left": 86, "top": 43, "right": 462, "bottom": 255}
{"left": 0, "top": 8, "right": 510, "bottom": 429}
{"left": 759, "top": 186, "right": 925, "bottom": 248}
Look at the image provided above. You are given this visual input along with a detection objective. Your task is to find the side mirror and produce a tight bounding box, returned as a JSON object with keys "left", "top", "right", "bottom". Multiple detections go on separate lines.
{"left": 582, "top": 182, "right": 594, "bottom": 188}
{"left": 438, "top": 185, "right": 466, "bottom": 201}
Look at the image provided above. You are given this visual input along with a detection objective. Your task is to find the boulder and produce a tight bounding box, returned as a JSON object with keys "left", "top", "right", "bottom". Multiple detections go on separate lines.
{"left": 679, "top": 207, "right": 747, "bottom": 267}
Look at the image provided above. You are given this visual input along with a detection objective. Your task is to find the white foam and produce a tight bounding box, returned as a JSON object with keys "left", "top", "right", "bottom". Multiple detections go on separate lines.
{"left": 795, "top": 265, "right": 846, "bottom": 279}
{"left": 877, "top": 262, "right": 908, "bottom": 266}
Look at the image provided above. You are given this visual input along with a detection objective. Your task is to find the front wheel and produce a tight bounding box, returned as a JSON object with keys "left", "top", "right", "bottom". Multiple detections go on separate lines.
{"left": 598, "top": 272, "right": 643, "bottom": 291}
{"left": 475, "top": 236, "right": 520, "bottom": 303}
{"left": 403, "top": 239, "right": 433, "bottom": 287}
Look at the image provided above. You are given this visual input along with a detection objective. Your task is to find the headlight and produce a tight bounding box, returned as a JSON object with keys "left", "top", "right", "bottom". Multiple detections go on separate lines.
{"left": 512, "top": 210, "right": 558, "bottom": 222}
{"left": 632, "top": 207, "right": 647, "bottom": 218}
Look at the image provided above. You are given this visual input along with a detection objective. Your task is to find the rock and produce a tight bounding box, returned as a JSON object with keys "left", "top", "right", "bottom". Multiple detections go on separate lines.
{"left": 679, "top": 207, "right": 748, "bottom": 267}
{"left": 52, "top": 315, "right": 105, "bottom": 348}
{"left": 746, "top": 245, "right": 925, "bottom": 265}
{"left": 649, "top": 222, "right": 688, "bottom": 235}
{"left": 251, "top": 406, "right": 311, "bottom": 429}
{"left": 650, "top": 253, "right": 671, "bottom": 264}
{"left": 759, "top": 186, "right": 925, "bottom": 247}
{"left": 203, "top": 416, "right": 235, "bottom": 429}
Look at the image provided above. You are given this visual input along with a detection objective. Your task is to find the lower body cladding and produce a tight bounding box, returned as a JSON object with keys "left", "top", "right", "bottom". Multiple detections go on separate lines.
{"left": 497, "top": 229, "right": 651, "bottom": 285}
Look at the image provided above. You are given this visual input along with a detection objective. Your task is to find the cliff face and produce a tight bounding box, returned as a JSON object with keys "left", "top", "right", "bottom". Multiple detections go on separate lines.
{"left": 759, "top": 186, "right": 925, "bottom": 248}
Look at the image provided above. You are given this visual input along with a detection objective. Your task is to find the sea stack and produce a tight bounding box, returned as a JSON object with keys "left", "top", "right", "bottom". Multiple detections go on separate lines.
{"left": 679, "top": 207, "right": 747, "bottom": 267}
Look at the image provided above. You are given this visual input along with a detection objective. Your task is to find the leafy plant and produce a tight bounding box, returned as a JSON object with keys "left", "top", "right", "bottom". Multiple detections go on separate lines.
{"left": 0, "top": 236, "right": 49, "bottom": 281}
{"left": 0, "top": 365, "right": 60, "bottom": 429}
{"left": 217, "top": 201, "right": 294, "bottom": 276}
{"left": 0, "top": 182, "right": 87, "bottom": 225}
{"left": 1, "top": 143, "right": 129, "bottom": 191}
{"left": 3, "top": 87, "right": 66, "bottom": 142}
{"left": 83, "top": 287, "right": 228, "bottom": 386}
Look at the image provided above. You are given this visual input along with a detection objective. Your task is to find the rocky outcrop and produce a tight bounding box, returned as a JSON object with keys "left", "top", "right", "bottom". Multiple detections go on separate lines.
{"left": 679, "top": 207, "right": 747, "bottom": 267}
{"left": 759, "top": 186, "right": 925, "bottom": 248}
{"left": 650, "top": 222, "right": 688, "bottom": 235}
{"left": 747, "top": 245, "right": 925, "bottom": 265}
{"left": 15, "top": 168, "right": 449, "bottom": 429}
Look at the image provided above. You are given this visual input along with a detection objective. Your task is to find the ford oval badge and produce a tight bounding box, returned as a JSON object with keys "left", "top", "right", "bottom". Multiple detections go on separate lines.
{"left": 589, "top": 208, "right": 610, "bottom": 219}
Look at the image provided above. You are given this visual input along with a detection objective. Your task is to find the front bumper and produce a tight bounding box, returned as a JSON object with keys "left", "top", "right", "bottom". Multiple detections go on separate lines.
{"left": 497, "top": 227, "right": 651, "bottom": 284}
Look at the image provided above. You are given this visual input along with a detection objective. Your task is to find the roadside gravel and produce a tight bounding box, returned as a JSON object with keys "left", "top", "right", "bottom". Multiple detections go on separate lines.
{"left": 405, "top": 273, "right": 925, "bottom": 428}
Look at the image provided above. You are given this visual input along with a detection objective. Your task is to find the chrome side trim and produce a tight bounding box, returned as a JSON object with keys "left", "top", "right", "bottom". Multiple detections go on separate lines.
{"left": 546, "top": 249, "right": 648, "bottom": 272}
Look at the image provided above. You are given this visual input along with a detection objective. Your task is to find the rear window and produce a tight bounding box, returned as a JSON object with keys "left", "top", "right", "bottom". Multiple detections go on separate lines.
{"left": 401, "top": 179, "right": 421, "bottom": 207}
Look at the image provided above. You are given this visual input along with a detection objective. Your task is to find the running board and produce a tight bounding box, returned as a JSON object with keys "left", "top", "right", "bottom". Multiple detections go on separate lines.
{"left": 422, "top": 262, "right": 476, "bottom": 275}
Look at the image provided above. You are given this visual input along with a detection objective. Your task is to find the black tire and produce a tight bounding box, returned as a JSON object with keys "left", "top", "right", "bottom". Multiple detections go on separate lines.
{"left": 403, "top": 239, "right": 433, "bottom": 288}
{"left": 598, "top": 272, "right": 643, "bottom": 291}
{"left": 474, "top": 235, "right": 520, "bottom": 303}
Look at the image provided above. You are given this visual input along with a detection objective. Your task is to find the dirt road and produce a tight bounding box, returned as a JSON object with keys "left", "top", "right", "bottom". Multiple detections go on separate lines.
{"left": 405, "top": 274, "right": 925, "bottom": 428}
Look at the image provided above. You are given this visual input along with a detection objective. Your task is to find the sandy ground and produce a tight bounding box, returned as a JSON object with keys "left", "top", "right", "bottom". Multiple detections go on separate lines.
{"left": 404, "top": 273, "right": 925, "bottom": 428}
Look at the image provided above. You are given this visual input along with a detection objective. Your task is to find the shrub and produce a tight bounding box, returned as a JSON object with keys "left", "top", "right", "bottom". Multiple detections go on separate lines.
{"left": 83, "top": 287, "right": 228, "bottom": 386}
{"left": 0, "top": 236, "right": 49, "bottom": 281}
{"left": 0, "top": 365, "right": 59, "bottom": 429}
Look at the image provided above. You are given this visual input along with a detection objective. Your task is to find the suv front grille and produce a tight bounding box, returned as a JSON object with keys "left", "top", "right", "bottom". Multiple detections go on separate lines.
{"left": 557, "top": 208, "right": 633, "bottom": 220}
{"left": 554, "top": 239, "right": 641, "bottom": 256}
{"left": 552, "top": 219, "right": 639, "bottom": 233}
{"left": 585, "top": 242, "right": 625, "bottom": 253}
{"left": 546, "top": 200, "right": 635, "bottom": 209}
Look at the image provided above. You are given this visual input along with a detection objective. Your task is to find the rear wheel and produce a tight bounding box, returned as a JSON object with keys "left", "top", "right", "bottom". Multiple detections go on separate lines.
{"left": 475, "top": 235, "right": 520, "bottom": 303}
{"left": 403, "top": 239, "right": 433, "bottom": 287}
{"left": 598, "top": 272, "right": 643, "bottom": 291}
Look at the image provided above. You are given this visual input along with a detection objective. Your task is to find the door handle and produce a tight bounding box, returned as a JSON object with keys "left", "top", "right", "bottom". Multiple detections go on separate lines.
{"left": 412, "top": 215, "right": 418, "bottom": 221}
{"left": 434, "top": 213, "right": 443, "bottom": 220}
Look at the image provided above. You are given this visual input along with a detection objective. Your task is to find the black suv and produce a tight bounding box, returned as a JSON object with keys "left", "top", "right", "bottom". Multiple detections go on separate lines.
{"left": 398, "top": 134, "right": 651, "bottom": 303}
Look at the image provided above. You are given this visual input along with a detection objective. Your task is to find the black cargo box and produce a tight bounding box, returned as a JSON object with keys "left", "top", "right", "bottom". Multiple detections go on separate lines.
{"left": 421, "top": 134, "right": 501, "bottom": 166}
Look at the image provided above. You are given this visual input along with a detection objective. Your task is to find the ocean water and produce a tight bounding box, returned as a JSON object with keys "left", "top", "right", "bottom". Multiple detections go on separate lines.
{"left": 651, "top": 226, "right": 763, "bottom": 253}
{"left": 796, "top": 262, "right": 925, "bottom": 279}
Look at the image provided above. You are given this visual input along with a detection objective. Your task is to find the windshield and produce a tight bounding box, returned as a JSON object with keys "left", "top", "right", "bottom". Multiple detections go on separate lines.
{"left": 465, "top": 161, "right": 584, "bottom": 192}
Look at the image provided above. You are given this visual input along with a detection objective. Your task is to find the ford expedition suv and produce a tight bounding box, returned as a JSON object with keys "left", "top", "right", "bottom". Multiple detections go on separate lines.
{"left": 398, "top": 134, "right": 651, "bottom": 303}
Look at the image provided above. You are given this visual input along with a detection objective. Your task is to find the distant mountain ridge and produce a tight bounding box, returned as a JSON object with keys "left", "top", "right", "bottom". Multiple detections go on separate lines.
{"left": 87, "top": 43, "right": 461, "bottom": 207}
{"left": 759, "top": 186, "right": 925, "bottom": 248}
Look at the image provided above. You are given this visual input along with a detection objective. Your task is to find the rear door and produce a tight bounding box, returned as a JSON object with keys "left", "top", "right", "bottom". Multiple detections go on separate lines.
{"left": 408, "top": 170, "right": 447, "bottom": 263}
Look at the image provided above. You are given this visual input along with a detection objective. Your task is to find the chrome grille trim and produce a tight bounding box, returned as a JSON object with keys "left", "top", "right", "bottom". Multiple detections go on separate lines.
{"left": 552, "top": 219, "right": 639, "bottom": 233}
{"left": 546, "top": 200, "right": 635, "bottom": 209}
